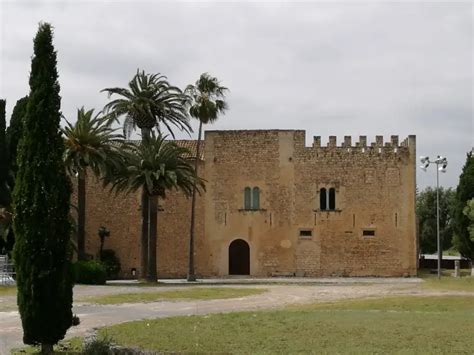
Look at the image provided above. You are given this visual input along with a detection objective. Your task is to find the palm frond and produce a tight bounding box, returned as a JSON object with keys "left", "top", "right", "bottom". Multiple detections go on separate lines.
{"left": 105, "top": 134, "right": 205, "bottom": 198}
{"left": 62, "top": 107, "right": 127, "bottom": 178}
{"left": 187, "top": 73, "right": 229, "bottom": 125}
{"left": 102, "top": 70, "right": 191, "bottom": 137}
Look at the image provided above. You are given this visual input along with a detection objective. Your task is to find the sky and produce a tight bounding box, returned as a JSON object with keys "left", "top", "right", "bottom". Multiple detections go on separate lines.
{"left": 0, "top": 0, "right": 472, "bottom": 188}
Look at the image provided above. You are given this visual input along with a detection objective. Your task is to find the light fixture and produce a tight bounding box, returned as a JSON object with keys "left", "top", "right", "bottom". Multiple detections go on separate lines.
{"left": 419, "top": 156, "right": 430, "bottom": 170}
{"left": 420, "top": 156, "right": 429, "bottom": 164}
{"left": 419, "top": 154, "right": 448, "bottom": 279}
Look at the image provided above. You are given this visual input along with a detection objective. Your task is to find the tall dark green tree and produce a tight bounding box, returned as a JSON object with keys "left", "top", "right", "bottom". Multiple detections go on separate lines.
{"left": 185, "top": 73, "right": 228, "bottom": 281}
{"left": 13, "top": 23, "right": 73, "bottom": 354}
{"left": 6, "top": 96, "right": 28, "bottom": 175}
{"left": 0, "top": 99, "right": 9, "bottom": 207}
{"left": 1, "top": 97, "right": 28, "bottom": 254}
{"left": 464, "top": 199, "right": 474, "bottom": 243}
{"left": 0, "top": 99, "right": 11, "bottom": 253}
{"left": 453, "top": 152, "right": 474, "bottom": 260}
{"left": 416, "top": 187, "right": 455, "bottom": 254}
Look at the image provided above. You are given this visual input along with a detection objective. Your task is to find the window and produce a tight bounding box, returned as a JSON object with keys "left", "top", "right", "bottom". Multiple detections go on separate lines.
{"left": 362, "top": 229, "right": 375, "bottom": 237}
{"left": 244, "top": 186, "right": 261, "bottom": 210}
{"left": 319, "top": 187, "right": 336, "bottom": 210}
{"left": 252, "top": 187, "right": 260, "bottom": 209}
{"left": 319, "top": 188, "right": 327, "bottom": 210}
{"left": 299, "top": 229, "right": 312, "bottom": 238}
{"left": 329, "top": 188, "right": 336, "bottom": 210}
{"left": 244, "top": 187, "right": 251, "bottom": 210}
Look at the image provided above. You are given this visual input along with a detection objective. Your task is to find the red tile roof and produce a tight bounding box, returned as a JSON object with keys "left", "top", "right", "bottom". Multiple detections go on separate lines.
{"left": 125, "top": 139, "right": 204, "bottom": 160}
{"left": 172, "top": 140, "right": 204, "bottom": 160}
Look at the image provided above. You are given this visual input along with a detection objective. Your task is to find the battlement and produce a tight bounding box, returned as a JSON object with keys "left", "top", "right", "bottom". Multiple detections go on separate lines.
{"left": 204, "top": 130, "right": 415, "bottom": 155}
{"left": 311, "top": 135, "right": 415, "bottom": 152}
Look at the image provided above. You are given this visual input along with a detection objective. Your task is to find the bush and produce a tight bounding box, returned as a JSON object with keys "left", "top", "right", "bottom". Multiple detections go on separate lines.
{"left": 73, "top": 260, "right": 106, "bottom": 285}
{"left": 100, "top": 249, "right": 121, "bottom": 279}
{"left": 72, "top": 314, "right": 80, "bottom": 326}
{"left": 83, "top": 334, "right": 114, "bottom": 355}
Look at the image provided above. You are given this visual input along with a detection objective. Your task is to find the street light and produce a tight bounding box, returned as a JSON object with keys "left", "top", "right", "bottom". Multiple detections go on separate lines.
{"left": 419, "top": 155, "right": 448, "bottom": 279}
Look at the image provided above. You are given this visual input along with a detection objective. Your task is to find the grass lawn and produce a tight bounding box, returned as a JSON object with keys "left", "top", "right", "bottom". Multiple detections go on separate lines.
{"left": 0, "top": 285, "right": 16, "bottom": 296}
{"left": 11, "top": 337, "right": 82, "bottom": 354}
{"left": 419, "top": 269, "right": 474, "bottom": 292}
{"left": 84, "top": 287, "right": 266, "bottom": 304}
{"left": 100, "top": 296, "right": 474, "bottom": 354}
{"left": 0, "top": 286, "right": 17, "bottom": 311}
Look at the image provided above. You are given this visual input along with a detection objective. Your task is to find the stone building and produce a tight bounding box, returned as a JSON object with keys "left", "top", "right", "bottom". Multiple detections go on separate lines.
{"left": 83, "top": 130, "right": 417, "bottom": 278}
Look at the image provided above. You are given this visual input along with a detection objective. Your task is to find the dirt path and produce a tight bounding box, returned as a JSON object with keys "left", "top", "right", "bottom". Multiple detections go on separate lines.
{"left": 1, "top": 279, "right": 472, "bottom": 354}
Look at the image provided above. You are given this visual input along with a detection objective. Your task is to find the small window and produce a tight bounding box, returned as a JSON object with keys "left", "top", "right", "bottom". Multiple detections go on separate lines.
{"left": 252, "top": 187, "right": 260, "bottom": 209}
{"left": 329, "top": 188, "right": 336, "bottom": 210}
{"left": 320, "top": 188, "right": 327, "bottom": 210}
{"left": 299, "top": 229, "right": 313, "bottom": 238}
{"left": 243, "top": 186, "right": 261, "bottom": 210}
{"left": 244, "top": 187, "right": 251, "bottom": 209}
{"left": 362, "top": 229, "right": 375, "bottom": 237}
{"left": 319, "top": 187, "right": 336, "bottom": 211}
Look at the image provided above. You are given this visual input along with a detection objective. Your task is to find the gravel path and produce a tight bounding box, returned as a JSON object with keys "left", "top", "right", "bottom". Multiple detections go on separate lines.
{"left": 1, "top": 278, "right": 472, "bottom": 354}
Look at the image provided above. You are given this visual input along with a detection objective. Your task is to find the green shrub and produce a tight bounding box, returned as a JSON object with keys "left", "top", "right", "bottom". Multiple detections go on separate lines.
{"left": 100, "top": 249, "right": 121, "bottom": 279}
{"left": 73, "top": 260, "right": 106, "bottom": 285}
{"left": 83, "top": 334, "right": 114, "bottom": 355}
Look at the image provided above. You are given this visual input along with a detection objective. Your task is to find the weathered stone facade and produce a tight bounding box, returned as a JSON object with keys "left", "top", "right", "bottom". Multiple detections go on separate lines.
{"left": 83, "top": 130, "right": 417, "bottom": 278}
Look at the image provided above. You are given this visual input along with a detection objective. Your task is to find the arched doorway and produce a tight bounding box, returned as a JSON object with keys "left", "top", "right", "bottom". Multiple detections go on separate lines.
{"left": 229, "top": 239, "right": 250, "bottom": 275}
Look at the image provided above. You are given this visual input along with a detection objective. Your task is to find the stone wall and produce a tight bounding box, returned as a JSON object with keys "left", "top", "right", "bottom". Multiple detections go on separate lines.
{"left": 81, "top": 160, "right": 204, "bottom": 279}
{"left": 201, "top": 130, "right": 417, "bottom": 277}
{"left": 81, "top": 130, "right": 417, "bottom": 278}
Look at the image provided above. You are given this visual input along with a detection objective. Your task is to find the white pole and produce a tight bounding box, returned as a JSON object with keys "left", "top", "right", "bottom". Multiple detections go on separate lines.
{"left": 436, "top": 163, "right": 441, "bottom": 279}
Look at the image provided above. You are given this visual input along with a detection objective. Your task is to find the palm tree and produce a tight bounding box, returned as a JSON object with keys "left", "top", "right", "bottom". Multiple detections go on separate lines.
{"left": 109, "top": 134, "right": 204, "bottom": 282}
{"left": 102, "top": 70, "right": 191, "bottom": 279}
{"left": 62, "top": 107, "right": 125, "bottom": 260}
{"left": 102, "top": 70, "right": 191, "bottom": 140}
{"left": 185, "top": 73, "right": 228, "bottom": 281}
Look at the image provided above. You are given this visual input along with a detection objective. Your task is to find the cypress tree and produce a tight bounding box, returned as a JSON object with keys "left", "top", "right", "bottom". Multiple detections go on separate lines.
{"left": 453, "top": 151, "right": 474, "bottom": 260}
{"left": 13, "top": 23, "right": 73, "bottom": 353}
{"left": 0, "top": 99, "right": 8, "bottom": 207}
{"left": 6, "top": 96, "right": 28, "bottom": 175}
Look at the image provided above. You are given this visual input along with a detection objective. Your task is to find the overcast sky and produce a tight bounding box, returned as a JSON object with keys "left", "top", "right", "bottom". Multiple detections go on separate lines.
{"left": 0, "top": 0, "right": 472, "bottom": 188}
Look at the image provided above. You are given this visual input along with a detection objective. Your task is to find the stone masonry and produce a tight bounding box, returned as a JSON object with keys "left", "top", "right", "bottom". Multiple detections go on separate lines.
{"left": 82, "top": 130, "right": 417, "bottom": 278}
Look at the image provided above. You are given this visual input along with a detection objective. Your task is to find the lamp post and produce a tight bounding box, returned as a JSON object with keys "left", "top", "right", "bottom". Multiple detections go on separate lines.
{"left": 420, "top": 155, "right": 448, "bottom": 279}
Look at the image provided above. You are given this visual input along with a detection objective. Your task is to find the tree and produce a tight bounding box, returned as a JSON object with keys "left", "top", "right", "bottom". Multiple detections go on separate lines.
{"left": 0, "top": 99, "right": 10, "bottom": 207}
{"left": 0, "top": 99, "right": 11, "bottom": 253}
{"left": 1, "top": 97, "right": 28, "bottom": 254}
{"left": 102, "top": 70, "right": 191, "bottom": 279}
{"left": 416, "top": 187, "right": 455, "bottom": 254}
{"left": 463, "top": 199, "right": 474, "bottom": 243}
{"left": 185, "top": 73, "right": 228, "bottom": 281}
{"left": 12, "top": 23, "right": 73, "bottom": 354}
{"left": 62, "top": 107, "right": 126, "bottom": 260}
{"left": 453, "top": 152, "right": 474, "bottom": 260}
{"left": 108, "top": 134, "right": 203, "bottom": 282}
{"left": 6, "top": 96, "right": 29, "bottom": 176}
{"left": 102, "top": 70, "right": 191, "bottom": 140}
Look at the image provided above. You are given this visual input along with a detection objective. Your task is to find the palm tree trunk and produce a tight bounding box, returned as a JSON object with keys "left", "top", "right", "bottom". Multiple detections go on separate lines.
{"left": 187, "top": 120, "right": 203, "bottom": 281}
{"left": 77, "top": 171, "right": 86, "bottom": 261}
{"left": 140, "top": 188, "right": 149, "bottom": 280}
{"left": 140, "top": 128, "right": 151, "bottom": 280}
{"left": 147, "top": 194, "right": 158, "bottom": 282}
